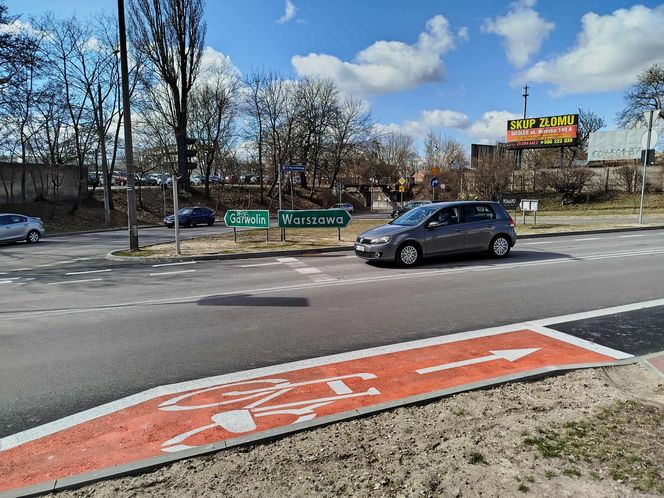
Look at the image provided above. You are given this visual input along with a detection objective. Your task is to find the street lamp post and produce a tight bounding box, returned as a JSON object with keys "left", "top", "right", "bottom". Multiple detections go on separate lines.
{"left": 638, "top": 109, "right": 659, "bottom": 225}
{"left": 117, "top": 0, "right": 139, "bottom": 251}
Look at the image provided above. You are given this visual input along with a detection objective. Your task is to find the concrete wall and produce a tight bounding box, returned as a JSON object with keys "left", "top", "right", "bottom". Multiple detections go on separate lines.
{"left": 0, "top": 162, "right": 82, "bottom": 205}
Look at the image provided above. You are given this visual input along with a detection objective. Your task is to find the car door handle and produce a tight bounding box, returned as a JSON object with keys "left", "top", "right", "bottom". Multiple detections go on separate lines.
{"left": 455, "top": 228, "right": 463, "bottom": 232}
{"left": 485, "top": 224, "right": 494, "bottom": 228}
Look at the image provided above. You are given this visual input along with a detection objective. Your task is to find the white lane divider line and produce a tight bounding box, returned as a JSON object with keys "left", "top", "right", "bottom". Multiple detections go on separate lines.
{"left": 240, "top": 262, "right": 282, "bottom": 268}
{"left": 573, "top": 237, "right": 601, "bottom": 241}
{"left": 10, "top": 268, "right": 33, "bottom": 272}
{"left": 520, "top": 241, "right": 552, "bottom": 245}
{"left": 276, "top": 257, "right": 299, "bottom": 263}
{"left": 149, "top": 269, "right": 197, "bottom": 276}
{"left": 619, "top": 234, "right": 647, "bottom": 238}
{"left": 47, "top": 278, "right": 103, "bottom": 286}
{"left": 295, "top": 267, "right": 323, "bottom": 275}
{"left": 37, "top": 263, "right": 54, "bottom": 267}
{"left": 151, "top": 261, "right": 197, "bottom": 268}
{"left": 65, "top": 269, "right": 112, "bottom": 276}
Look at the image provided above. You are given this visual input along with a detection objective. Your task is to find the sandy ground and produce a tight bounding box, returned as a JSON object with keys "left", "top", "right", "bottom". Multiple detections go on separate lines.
{"left": 57, "top": 363, "right": 664, "bottom": 497}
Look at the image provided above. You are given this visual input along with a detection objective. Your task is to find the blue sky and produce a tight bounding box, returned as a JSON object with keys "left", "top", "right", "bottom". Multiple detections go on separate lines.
{"left": 5, "top": 0, "right": 664, "bottom": 146}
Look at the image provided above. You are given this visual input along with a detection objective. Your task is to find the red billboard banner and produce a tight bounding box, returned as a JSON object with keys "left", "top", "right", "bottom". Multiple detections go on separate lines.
{"left": 506, "top": 114, "right": 578, "bottom": 148}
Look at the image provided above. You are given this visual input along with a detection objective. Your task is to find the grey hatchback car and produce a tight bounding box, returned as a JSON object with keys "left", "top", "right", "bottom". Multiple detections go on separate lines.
{"left": 0, "top": 213, "right": 46, "bottom": 244}
{"left": 355, "top": 201, "right": 516, "bottom": 266}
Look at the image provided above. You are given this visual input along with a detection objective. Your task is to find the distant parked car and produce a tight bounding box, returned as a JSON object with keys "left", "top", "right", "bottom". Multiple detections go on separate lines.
{"left": 391, "top": 200, "right": 433, "bottom": 219}
{"left": 225, "top": 175, "right": 239, "bottom": 184}
{"left": 164, "top": 207, "right": 215, "bottom": 228}
{"left": 190, "top": 174, "right": 204, "bottom": 186}
{"left": 135, "top": 173, "right": 158, "bottom": 186}
{"left": 0, "top": 213, "right": 45, "bottom": 243}
{"left": 330, "top": 203, "right": 354, "bottom": 214}
{"left": 208, "top": 174, "right": 221, "bottom": 184}
{"left": 113, "top": 171, "right": 127, "bottom": 186}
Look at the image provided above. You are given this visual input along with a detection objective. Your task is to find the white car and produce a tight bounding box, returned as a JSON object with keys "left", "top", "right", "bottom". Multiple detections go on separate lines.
{"left": 330, "top": 203, "right": 354, "bottom": 214}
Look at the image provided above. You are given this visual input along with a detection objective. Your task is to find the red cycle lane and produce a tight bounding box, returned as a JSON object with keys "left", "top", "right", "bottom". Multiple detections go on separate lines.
{"left": 0, "top": 328, "right": 622, "bottom": 494}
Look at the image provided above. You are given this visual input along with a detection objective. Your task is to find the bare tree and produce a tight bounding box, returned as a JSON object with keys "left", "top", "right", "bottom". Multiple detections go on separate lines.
{"left": 130, "top": 0, "right": 206, "bottom": 178}
{"left": 377, "top": 132, "right": 417, "bottom": 180}
{"left": 472, "top": 146, "right": 515, "bottom": 201}
{"left": 576, "top": 108, "right": 606, "bottom": 151}
{"left": 617, "top": 64, "right": 664, "bottom": 128}
{"left": 0, "top": 3, "right": 40, "bottom": 95}
{"left": 327, "top": 98, "right": 373, "bottom": 188}
{"left": 189, "top": 57, "right": 240, "bottom": 197}
{"left": 243, "top": 70, "right": 266, "bottom": 202}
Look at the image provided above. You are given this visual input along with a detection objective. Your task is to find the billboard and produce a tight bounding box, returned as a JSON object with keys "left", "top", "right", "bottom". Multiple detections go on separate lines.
{"left": 506, "top": 114, "right": 578, "bottom": 148}
{"left": 587, "top": 129, "right": 646, "bottom": 161}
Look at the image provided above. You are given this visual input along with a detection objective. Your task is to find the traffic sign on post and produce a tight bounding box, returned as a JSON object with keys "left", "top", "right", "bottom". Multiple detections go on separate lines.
{"left": 224, "top": 210, "right": 270, "bottom": 229}
{"left": 430, "top": 177, "right": 440, "bottom": 188}
{"left": 278, "top": 209, "right": 351, "bottom": 228}
{"left": 398, "top": 185, "right": 405, "bottom": 192}
{"left": 398, "top": 177, "right": 406, "bottom": 185}
{"left": 281, "top": 165, "right": 305, "bottom": 172}
{"left": 431, "top": 167, "right": 441, "bottom": 176}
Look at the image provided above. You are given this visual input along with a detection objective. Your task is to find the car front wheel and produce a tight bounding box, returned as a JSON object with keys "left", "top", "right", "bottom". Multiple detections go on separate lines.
{"left": 26, "top": 230, "right": 41, "bottom": 243}
{"left": 397, "top": 242, "right": 421, "bottom": 266}
{"left": 489, "top": 235, "right": 511, "bottom": 258}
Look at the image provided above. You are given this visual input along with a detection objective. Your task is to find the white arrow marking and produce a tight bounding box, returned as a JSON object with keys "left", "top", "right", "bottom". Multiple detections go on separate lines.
{"left": 416, "top": 348, "right": 540, "bottom": 375}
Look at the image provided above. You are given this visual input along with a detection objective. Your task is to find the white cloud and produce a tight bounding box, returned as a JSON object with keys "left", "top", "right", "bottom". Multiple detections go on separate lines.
{"left": 482, "top": 0, "right": 554, "bottom": 68}
{"left": 277, "top": 0, "right": 297, "bottom": 24}
{"left": 467, "top": 111, "right": 521, "bottom": 144}
{"left": 375, "top": 109, "right": 470, "bottom": 138}
{"left": 516, "top": 4, "right": 664, "bottom": 95}
{"left": 292, "top": 15, "right": 463, "bottom": 97}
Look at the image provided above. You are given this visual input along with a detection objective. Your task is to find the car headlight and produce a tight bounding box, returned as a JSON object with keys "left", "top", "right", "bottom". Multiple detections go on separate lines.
{"left": 370, "top": 236, "right": 391, "bottom": 244}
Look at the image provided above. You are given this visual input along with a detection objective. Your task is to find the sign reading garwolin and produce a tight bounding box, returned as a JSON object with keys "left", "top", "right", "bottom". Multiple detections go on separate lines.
{"left": 506, "top": 114, "right": 579, "bottom": 148}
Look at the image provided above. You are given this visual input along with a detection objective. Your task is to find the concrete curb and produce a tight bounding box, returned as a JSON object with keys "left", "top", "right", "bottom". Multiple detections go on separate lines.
{"left": 105, "top": 224, "right": 664, "bottom": 264}
{"left": 2, "top": 354, "right": 656, "bottom": 498}
{"left": 50, "top": 224, "right": 161, "bottom": 237}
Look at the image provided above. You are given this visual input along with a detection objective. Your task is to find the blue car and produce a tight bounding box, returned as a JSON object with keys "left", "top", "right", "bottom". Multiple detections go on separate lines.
{"left": 164, "top": 207, "right": 215, "bottom": 228}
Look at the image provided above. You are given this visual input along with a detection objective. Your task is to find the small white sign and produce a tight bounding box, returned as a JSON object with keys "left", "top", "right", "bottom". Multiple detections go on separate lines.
{"left": 641, "top": 129, "right": 659, "bottom": 149}
{"left": 520, "top": 199, "right": 539, "bottom": 212}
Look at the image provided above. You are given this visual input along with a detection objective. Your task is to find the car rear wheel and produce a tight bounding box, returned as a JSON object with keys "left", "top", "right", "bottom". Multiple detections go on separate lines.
{"left": 397, "top": 242, "right": 421, "bottom": 266}
{"left": 489, "top": 235, "right": 511, "bottom": 258}
{"left": 207, "top": 219, "right": 214, "bottom": 226}
{"left": 26, "top": 230, "right": 40, "bottom": 243}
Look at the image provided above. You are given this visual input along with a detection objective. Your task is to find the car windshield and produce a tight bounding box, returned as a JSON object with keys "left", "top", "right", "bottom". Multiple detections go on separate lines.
{"left": 391, "top": 205, "right": 439, "bottom": 226}
{"left": 178, "top": 208, "right": 193, "bottom": 215}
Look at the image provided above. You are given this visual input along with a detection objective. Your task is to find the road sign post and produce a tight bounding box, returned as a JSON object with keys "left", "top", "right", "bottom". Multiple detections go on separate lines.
{"left": 278, "top": 209, "right": 352, "bottom": 228}
{"left": 639, "top": 110, "right": 660, "bottom": 225}
{"left": 430, "top": 177, "right": 440, "bottom": 201}
{"left": 171, "top": 174, "right": 180, "bottom": 255}
{"left": 224, "top": 210, "right": 271, "bottom": 243}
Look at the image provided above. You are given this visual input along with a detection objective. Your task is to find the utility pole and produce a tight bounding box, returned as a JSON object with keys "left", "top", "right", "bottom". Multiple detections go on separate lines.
{"left": 638, "top": 109, "right": 659, "bottom": 225}
{"left": 117, "top": 0, "right": 139, "bottom": 250}
{"left": 97, "top": 83, "right": 111, "bottom": 228}
{"left": 516, "top": 85, "right": 528, "bottom": 182}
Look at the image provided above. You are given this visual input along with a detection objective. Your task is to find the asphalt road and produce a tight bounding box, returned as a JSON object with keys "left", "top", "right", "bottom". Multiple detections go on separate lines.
{"left": 1, "top": 230, "right": 664, "bottom": 438}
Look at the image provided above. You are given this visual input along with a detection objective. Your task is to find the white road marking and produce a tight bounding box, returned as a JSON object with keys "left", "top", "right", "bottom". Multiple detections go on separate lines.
{"left": 276, "top": 257, "right": 299, "bottom": 263}
{"left": 149, "top": 270, "right": 197, "bottom": 276}
{"left": 9, "top": 268, "right": 31, "bottom": 272}
{"left": 47, "top": 278, "right": 103, "bottom": 286}
{"left": 152, "top": 261, "right": 197, "bottom": 268}
{"left": 416, "top": 348, "right": 540, "bottom": 374}
{"left": 0, "top": 298, "right": 641, "bottom": 452}
{"left": 65, "top": 269, "right": 113, "bottom": 276}
{"left": 295, "top": 267, "right": 323, "bottom": 275}
{"left": 3, "top": 248, "right": 664, "bottom": 322}
{"left": 573, "top": 237, "right": 601, "bottom": 241}
{"left": 520, "top": 241, "right": 552, "bottom": 245}
{"left": 36, "top": 263, "right": 54, "bottom": 267}
{"left": 327, "top": 380, "right": 353, "bottom": 395}
{"left": 619, "top": 234, "right": 647, "bottom": 238}
{"left": 239, "top": 262, "right": 282, "bottom": 268}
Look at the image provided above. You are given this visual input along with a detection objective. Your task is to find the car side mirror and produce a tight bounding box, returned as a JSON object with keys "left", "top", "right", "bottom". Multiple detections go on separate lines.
{"left": 427, "top": 220, "right": 443, "bottom": 229}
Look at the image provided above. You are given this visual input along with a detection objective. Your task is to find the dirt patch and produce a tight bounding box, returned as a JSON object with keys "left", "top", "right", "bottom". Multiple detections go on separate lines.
{"left": 58, "top": 363, "right": 664, "bottom": 497}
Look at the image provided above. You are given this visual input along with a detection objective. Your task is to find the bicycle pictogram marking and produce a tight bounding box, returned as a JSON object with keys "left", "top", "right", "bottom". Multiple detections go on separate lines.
{"left": 158, "top": 373, "right": 380, "bottom": 452}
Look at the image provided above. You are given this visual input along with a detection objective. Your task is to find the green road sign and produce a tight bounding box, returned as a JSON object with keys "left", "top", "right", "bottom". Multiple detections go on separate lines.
{"left": 278, "top": 209, "right": 352, "bottom": 228}
{"left": 224, "top": 209, "right": 270, "bottom": 228}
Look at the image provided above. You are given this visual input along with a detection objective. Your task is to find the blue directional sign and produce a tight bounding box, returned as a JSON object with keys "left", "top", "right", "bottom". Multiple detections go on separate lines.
{"left": 430, "top": 177, "right": 440, "bottom": 188}
{"left": 281, "top": 164, "right": 305, "bottom": 172}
